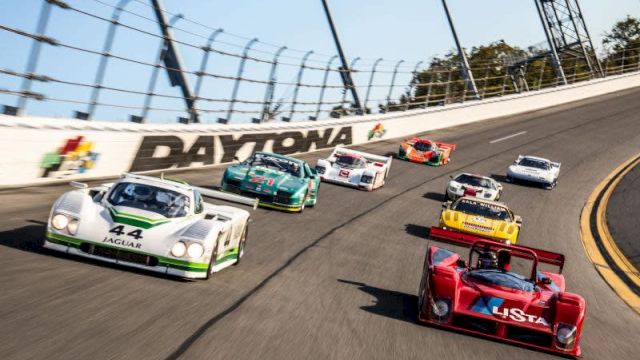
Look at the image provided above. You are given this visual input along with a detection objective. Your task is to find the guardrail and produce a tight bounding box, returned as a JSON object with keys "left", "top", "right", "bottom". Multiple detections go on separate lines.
{"left": 1, "top": 70, "right": 638, "bottom": 188}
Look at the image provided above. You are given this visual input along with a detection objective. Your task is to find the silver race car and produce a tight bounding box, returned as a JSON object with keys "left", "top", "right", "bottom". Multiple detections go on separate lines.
{"left": 44, "top": 173, "right": 258, "bottom": 279}
{"left": 506, "top": 155, "right": 561, "bottom": 189}
{"left": 446, "top": 173, "right": 503, "bottom": 201}
{"left": 315, "top": 146, "right": 392, "bottom": 191}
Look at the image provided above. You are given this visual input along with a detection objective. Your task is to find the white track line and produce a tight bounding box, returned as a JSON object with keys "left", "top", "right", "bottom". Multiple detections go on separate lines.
{"left": 489, "top": 131, "right": 527, "bottom": 144}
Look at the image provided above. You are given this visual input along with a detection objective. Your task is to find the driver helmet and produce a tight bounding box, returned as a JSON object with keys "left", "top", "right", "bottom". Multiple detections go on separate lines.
{"left": 155, "top": 192, "right": 171, "bottom": 206}
{"left": 477, "top": 251, "right": 497, "bottom": 269}
{"left": 132, "top": 185, "right": 153, "bottom": 202}
{"left": 497, "top": 250, "right": 512, "bottom": 272}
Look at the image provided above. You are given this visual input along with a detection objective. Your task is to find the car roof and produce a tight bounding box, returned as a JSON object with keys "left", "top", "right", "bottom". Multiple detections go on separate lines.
{"left": 520, "top": 155, "right": 550, "bottom": 162}
{"left": 255, "top": 151, "right": 304, "bottom": 164}
{"left": 456, "top": 172, "right": 491, "bottom": 180}
{"left": 118, "top": 173, "right": 193, "bottom": 195}
{"left": 457, "top": 196, "right": 507, "bottom": 208}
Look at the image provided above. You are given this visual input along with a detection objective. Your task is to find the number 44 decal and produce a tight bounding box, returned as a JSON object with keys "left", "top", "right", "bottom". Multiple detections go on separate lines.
{"left": 109, "top": 225, "right": 144, "bottom": 240}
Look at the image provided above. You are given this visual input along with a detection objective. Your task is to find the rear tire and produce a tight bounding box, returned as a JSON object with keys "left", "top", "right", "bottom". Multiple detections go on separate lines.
{"left": 234, "top": 224, "right": 248, "bottom": 266}
{"left": 206, "top": 243, "right": 219, "bottom": 280}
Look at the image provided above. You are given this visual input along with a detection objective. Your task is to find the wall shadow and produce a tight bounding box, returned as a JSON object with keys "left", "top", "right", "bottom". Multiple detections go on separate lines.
{"left": 423, "top": 191, "right": 446, "bottom": 202}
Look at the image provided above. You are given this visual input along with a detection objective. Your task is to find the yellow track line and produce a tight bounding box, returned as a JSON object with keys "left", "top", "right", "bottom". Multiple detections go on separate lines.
{"left": 580, "top": 154, "right": 640, "bottom": 314}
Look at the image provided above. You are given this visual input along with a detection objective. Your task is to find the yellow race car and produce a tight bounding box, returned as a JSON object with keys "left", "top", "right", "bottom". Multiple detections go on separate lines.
{"left": 437, "top": 196, "right": 522, "bottom": 244}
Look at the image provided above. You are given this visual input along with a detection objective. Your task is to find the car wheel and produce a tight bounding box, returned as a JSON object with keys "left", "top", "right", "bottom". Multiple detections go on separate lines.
{"left": 496, "top": 190, "right": 502, "bottom": 201}
{"left": 444, "top": 190, "right": 451, "bottom": 201}
{"left": 206, "top": 243, "right": 219, "bottom": 280}
{"left": 505, "top": 175, "right": 513, "bottom": 183}
{"left": 234, "top": 224, "right": 248, "bottom": 266}
{"left": 297, "top": 193, "right": 307, "bottom": 213}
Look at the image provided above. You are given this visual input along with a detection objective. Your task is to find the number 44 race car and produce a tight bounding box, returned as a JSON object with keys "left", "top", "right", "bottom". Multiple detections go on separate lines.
{"left": 44, "top": 173, "right": 258, "bottom": 280}
{"left": 419, "top": 228, "right": 586, "bottom": 357}
{"left": 315, "top": 147, "right": 392, "bottom": 191}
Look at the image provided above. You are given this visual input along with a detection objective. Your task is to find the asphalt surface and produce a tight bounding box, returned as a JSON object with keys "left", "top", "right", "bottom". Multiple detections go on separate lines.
{"left": 607, "top": 157, "right": 640, "bottom": 270}
{"left": 2, "top": 87, "right": 640, "bottom": 360}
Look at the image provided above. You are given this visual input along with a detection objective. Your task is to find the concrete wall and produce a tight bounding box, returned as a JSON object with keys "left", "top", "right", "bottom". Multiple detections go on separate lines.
{"left": 1, "top": 71, "right": 638, "bottom": 188}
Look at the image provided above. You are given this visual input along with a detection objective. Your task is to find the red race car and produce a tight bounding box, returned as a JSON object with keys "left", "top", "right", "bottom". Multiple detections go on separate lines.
{"left": 418, "top": 227, "right": 586, "bottom": 357}
{"left": 398, "top": 137, "right": 456, "bottom": 166}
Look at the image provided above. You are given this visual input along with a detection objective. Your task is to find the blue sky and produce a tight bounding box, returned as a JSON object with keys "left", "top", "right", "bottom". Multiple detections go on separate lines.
{"left": 0, "top": 0, "right": 638, "bottom": 123}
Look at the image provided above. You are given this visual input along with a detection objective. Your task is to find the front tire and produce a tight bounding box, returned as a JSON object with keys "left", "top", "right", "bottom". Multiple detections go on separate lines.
{"left": 234, "top": 224, "right": 248, "bottom": 265}
{"left": 206, "top": 243, "right": 219, "bottom": 280}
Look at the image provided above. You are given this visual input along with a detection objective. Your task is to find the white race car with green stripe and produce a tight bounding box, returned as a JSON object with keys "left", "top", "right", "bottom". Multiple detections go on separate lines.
{"left": 44, "top": 173, "right": 258, "bottom": 279}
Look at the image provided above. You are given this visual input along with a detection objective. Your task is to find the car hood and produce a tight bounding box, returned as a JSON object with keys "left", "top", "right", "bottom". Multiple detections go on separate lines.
{"left": 457, "top": 279, "right": 554, "bottom": 329}
{"left": 233, "top": 165, "right": 306, "bottom": 194}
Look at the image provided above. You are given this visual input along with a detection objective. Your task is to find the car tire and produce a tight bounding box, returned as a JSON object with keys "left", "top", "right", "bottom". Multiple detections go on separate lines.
{"left": 234, "top": 224, "right": 248, "bottom": 266}
{"left": 206, "top": 242, "right": 219, "bottom": 280}
{"left": 297, "top": 193, "right": 307, "bottom": 213}
{"left": 505, "top": 175, "right": 513, "bottom": 183}
{"left": 496, "top": 189, "right": 502, "bottom": 201}
{"left": 444, "top": 190, "right": 451, "bottom": 201}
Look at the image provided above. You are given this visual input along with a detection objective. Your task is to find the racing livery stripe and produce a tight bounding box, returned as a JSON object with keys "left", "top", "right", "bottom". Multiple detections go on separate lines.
{"left": 470, "top": 296, "right": 505, "bottom": 315}
{"left": 216, "top": 247, "right": 239, "bottom": 265}
{"left": 108, "top": 207, "right": 169, "bottom": 229}
{"left": 45, "top": 232, "right": 209, "bottom": 272}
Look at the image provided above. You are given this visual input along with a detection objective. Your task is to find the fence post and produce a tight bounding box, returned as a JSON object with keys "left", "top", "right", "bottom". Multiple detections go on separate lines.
{"left": 191, "top": 29, "right": 223, "bottom": 122}
{"left": 384, "top": 60, "right": 404, "bottom": 113}
{"left": 141, "top": 14, "right": 183, "bottom": 122}
{"left": 341, "top": 57, "right": 360, "bottom": 111}
{"left": 480, "top": 66, "right": 490, "bottom": 99}
{"left": 537, "top": 57, "right": 547, "bottom": 90}
{"left": 226, "top": 38, "right": 258, "bottom": 123}
{"left": 16, "top": 0, "right": 54, "bottom": 114}
{"left": 87, "top": 0, "right": 132, "bottom": 119}
{"left": 260, "top": 46, "right": 287, "bottom": 122}
{"left": 405, "top": 61, "right": 424, "bottom": 110}
{"left": 620, "top": 47, "right": 626, "bottom": 74}
{"left": 315, "top": 55, "right": 339, "bottom": 120}
{"left": 444, "top": 69, "right": 453, "bottom": 105}
{"left": 289, "top": 50, "right": 314, "bottom": 121}
{"left": 424, "top": 72, "right": 435, "bottom": 107}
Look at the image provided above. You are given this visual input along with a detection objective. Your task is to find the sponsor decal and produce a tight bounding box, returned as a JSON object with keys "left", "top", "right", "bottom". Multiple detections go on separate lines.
{"left": 367, "top": 123, "right": 386, "bottom": 140}
{"left": 492, "top": 306, "right": 550, "bottom": 326}
{"left": 102, "top": 236, "right": 142, "bottom": 249}
{"left": 130, "top": 127, "right": 352, "bottom": 172}
{"left": 40, "top": 136, "right": 99, "bottom": 178}
{"left": 339, "top": 169, "right": 350, "bottom": 177}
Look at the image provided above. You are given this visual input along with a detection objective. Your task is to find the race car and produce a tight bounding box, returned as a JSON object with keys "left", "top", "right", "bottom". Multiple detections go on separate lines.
{"left": 44, "top": 174, "right": 258, "bottom": 279}
{"left": 221, "top": 151, "right": 320, "bottom": 212}
{"left": 437, "top": 196, "right": 521, "bottom": 244}
{"left": 419, "top": 230, "right": 585, "bottom": 357}
{"left": 506, "top": 155, "right": 560, "bottom": 189}
{"left": 446, "top": 173, "right": 503, "bottom": 201}
{"left": 398, "top": 137, "right": 456, "bottom": 166}
{"left": 315, "top": 147, "right": 392, "bottom": 191}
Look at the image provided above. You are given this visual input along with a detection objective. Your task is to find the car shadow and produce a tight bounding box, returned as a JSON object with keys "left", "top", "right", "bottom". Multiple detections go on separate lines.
{"left": 405, "top": 224, "right": 430, "bottom": 239}
{"left": 490, "top": 174, "right": 510, "bottom": 183}
{"left": 383, "top": 151, "right": 397, "bottom": 159}
{"left": 337, "top": 279, "right": 418, "bottom": 325}
{"left": 0, "top": 222, "right": 191, "bottom": 282}
{"left": 490, "top": 174, "right": 550, "bottom": 190}
{"left": 423, "top": 192, "right": 446, "bottom": 202}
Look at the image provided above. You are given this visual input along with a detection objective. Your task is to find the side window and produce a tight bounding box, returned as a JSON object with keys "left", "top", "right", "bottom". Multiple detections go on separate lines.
{"left": 194, "top": 191, "right": 204, "bottom": 214}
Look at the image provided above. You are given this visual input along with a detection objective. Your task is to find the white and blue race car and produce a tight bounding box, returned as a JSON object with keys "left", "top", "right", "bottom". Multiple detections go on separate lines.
{"left": 315, "top": 147, "right": 392, "bottom": 191}
{"left": 446, "top": 173, "right": 503, "bottom": 201}
{"left": 506, "top": 155, "right": 561, "bottom": 189}
{"left": 44, "top": 173, "right": 257, "bottom": 279}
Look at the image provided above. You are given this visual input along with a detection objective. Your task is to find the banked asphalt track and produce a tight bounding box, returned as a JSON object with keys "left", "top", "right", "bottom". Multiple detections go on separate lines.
{"left": 1, "top": 87, "right": 640, "bottom": 360}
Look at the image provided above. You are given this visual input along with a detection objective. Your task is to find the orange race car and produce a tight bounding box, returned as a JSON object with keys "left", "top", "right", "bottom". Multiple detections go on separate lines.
{"left": 398, "top": 137, "right": 456, "bottom": 166}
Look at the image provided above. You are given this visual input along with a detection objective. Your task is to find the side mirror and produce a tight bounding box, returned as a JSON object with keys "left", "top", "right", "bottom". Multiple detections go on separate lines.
{"left": 514, "top": 215, "right": 523, "bottom": 225}
{"left": 233, "top": 156, "right": 240, "bottom": 163}
{"left": 70, "top": 181, "right": 88, "bottom": 190}
{"left": 456, "top": 259, "right": 467, "bottom": 268}
{"left": 449, "top": 175, "right": 453, "bottom": 179}
{"left": 442, "top": 201, "right": 451, "bottom": 209}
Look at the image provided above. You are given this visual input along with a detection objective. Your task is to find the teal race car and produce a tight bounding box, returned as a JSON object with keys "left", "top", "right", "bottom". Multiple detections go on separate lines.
{"left": 221, "top": 152, "right": 320, "bottom": 212}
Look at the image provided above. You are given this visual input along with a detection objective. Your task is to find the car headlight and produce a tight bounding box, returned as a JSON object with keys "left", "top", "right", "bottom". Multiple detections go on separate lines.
{"left": 67, "top": 219, "right": 79, "bottom": 235}
{"left": 315, "top": 165, "right": 326, "bottom": 175}
{"left": 51, "top": 214, "right": 69, "bottom": 230}
{"left": 171, "top": 241, "right": 187, "bottom": 257}
{"left": 448, "top": 185, "right": 458, "bottom": 192}
{"left": 187, "top": 242, "right": 204, "bottom": 259}
{"left": 430, "top": 298, "right": 451, "bottom": 321}
{"left": 556, "top": 324, "right": 577, "bottom": 349}
{"left": 360, "top": 175, "right": 373, "bottom": 184}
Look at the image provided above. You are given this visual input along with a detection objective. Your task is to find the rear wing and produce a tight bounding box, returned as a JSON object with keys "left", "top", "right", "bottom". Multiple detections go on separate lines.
{"left": 429, "top": 227, "right": 565, "bottom": 273}
{"left": 195, "top": 187, "right": 259, "bottom": 209}
{"left": 434, "top": 141, "right": 457, "bottom": 151}
{"left": 329, "top": 146, "right": 392, "bottom": 166}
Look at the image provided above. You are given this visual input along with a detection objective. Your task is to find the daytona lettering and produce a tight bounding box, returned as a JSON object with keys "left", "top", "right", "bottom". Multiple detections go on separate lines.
{"left": 102, "top": 237, "right": 142, "bottom": 249}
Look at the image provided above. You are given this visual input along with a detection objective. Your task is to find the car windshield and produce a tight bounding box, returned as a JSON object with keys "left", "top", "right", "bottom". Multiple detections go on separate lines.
{"left": 455, "top": 174, "right": 493, "bottom": 189}
{"left": 414, "top": 141, "right": 435, "bottom": 152}
{"left": 336, "top": 154, "right": 366, "bottom": 169}
{"left": 452, "top": 198, "right": 512, "bottom": 221}
{"left": 107, "top": 182, "right": 190, "bottom": 218}
{"left": 467, "top": 269, "right": 535, "bottom": 292}
{"left": 519, "top": 158, "right": 550, "bottom": 170}
{"left": 247, "top": 153, "right": 302, "bottom": 177}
